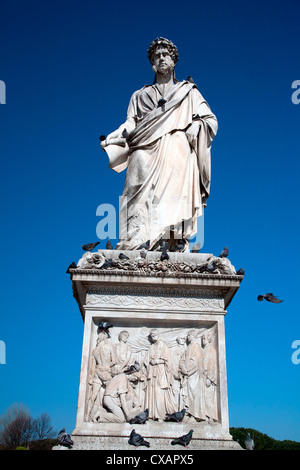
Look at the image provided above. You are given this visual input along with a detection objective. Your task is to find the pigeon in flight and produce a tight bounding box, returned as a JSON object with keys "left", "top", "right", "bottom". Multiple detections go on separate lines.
{"left": 82, "top": 242, "right": 100, "bottom": 252}
{"left": 57, "top": 428, "right": 73, "bottom": 448}
{"left": 244, "top": 432, "right": 255, "bottom": 450}
{"left": 129, "top": 408, "right": 149, "bottom": 425}
{"left": 128, "top": 429, "right": 150, "bottom": 448}
{"left": 165, "top": 408, "right": 186, "bottom": 423}
{"left": 171, "top": 429, "right": 193, "bottom": 447}
{"left": 257, "top": 293, "right": 283, "bottom": 303}
{"left": 219, "top": 247, "right": 229, "bottom": 258}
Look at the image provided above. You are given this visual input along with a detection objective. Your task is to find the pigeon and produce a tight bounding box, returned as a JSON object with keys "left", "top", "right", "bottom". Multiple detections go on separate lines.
{"left": 100, "top": 258, "right": 113, "bottom": 269}
{"left": 165, "top": 408, "right": 186, "bottom": 423}
{"left": 171, "top": 429, "right": 193, "bottom": 447}
{"left": 66, "top": 262, "right": 77, "bottom": 273}
{"left": 106, "top": 239, "right": 113, "bottom": 250}
{"left": 57, "top": 428, "right": 73, "bottom": 448}
{"left": 157, "top": 98, "right": 167, "bottom": 107}
{"left": 122, "top": 128, "right": 129, "bottom": 139}
{"left": 119, "top": 252, "right": 130, "bottom": 260}
{"left": 129, "top": 409, "right": 149, "bottom": 424}
{"left": 138, "top": 240, "right": 150, "bottom": 250}
{"left": 186, "top": 76, "right": 195, "bottom": 83}
{"left": 128, "top": 429, "right": 150, "bottom": 448}
{"left": 124, "top": 361, "right": 141, "bottom": 374}
{"left": 160, "top": 251, "right": 169, "bottom": 261}
{"left": 175, "top": 240, "right": 185, "bottom": 252}
{"left": 219, "top": 247, "right": 229, "bottom": 258}
{"left": 257, "top": 293, "right": 283, "bottom": 303}
{"left": 244, "top": 432, "right": 255, "bottom": 450}
{"left": 140, "top": 248, "right": 147, "bottom": 259}
{"left": 98, "top": 321, "right": 113, "bottom": 337}
{"left": 82, "top": 242, "right": 100, "bottom": 252}
{"left": 159, "top": 240, "right": 169, "bottom": 252}
{"left": 191, "top": 242, "right": 201, "bottom": 253}
{"left": 206, "top": 262, "right": 217, "bottom": 273}
{"left": 236, "top": 268, "right": 245, "bottom": 276}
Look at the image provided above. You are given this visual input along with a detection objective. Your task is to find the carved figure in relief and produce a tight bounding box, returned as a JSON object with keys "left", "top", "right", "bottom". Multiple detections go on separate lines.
{"left": 87, "top": 331, "right": 115, "bottom": 420}
{"left": 142, "top": 329, "right": 177, "bottom": 421}
{"left": 101, "top": 368, "right": 142, "bottom": 423}
{"left": 86, "top": 326, "right": 219, "bottom": 424}
{"left": 111, "top": 330, "right": 133, "bottom": 375}
{"left": 172, "top": 334, "right": 187, "bottom": 410}
{"left": 179, "top": 330, "right": 206, "bottom": 422}
{"left": 201, "top": 333, "right": 218, "bottom": 422}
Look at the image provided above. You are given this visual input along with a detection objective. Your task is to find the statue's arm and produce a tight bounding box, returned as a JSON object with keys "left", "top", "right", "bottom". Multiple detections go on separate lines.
{"left": 104, "top": 117, "right": 136, "bottom": 145}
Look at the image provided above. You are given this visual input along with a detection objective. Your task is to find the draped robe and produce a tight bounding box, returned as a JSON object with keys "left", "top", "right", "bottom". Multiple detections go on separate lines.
{"left": 108, "top": 80, "right": 218, "bottom": 250}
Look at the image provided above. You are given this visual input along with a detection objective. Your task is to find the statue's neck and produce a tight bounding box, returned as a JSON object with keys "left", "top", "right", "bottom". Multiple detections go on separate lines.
{"left": 155, "top": 71, "right": 176, "bottom": 96}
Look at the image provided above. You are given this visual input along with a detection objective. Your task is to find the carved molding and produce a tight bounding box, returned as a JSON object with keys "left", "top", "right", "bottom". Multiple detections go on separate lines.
{"left": 86, "top": 292, "right": 224, "bottom": 311}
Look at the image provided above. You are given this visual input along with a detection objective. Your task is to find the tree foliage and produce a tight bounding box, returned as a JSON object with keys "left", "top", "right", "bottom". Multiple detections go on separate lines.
{"left": 0, "top": 403, "right": 57, "bottom": 450}
{"left": 230, "top": 427, "right": 300, "bottom": 450}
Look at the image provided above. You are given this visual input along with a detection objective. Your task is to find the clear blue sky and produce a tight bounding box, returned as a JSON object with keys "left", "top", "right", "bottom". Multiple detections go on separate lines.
{"left": 0, "top": 0, "right": 299, "bottom": 442}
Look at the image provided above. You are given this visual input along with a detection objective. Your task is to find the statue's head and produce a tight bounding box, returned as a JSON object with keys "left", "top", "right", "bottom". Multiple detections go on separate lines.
{"left": 147, "top": 37, "right": 179, "bottom": 65}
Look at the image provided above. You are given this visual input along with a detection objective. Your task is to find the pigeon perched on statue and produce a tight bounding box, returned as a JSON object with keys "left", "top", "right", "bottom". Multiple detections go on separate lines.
{"left": 82, "top": 242, "right": 100, "bottom": 252}
{"left": 219, "top": 247, "right": 229, "bottom": 258}
{"left": 175, "top": 240, "right": 185, "bottom": 252}
{"left": 57, "top": 428, "right": 73, "bottom": 448}
{"left": 66, "top": 262, "right": 77, "bottom": 273}
{"left": 165, "top": 408, "right": 186, "bottom": 423}
{"left": 236, "top": 268, "right": 245, "bottom": 276}
{"left": 129, "top": 408, "right": 149, "bottom": 424}
{"left": 138, "top": 240, "right": 150, "bottom": 250}
{"left": 191, "top": 242, "right": 201, "bottom": 253}
{"left": 128, "top": 429, "right": 150, "bottom": 447}
{"left": 106, "top": 239, "right": 113, "bottom": 250}
{"left": 257, "top": 293, "right": 283, "bottom": 303}
{"left": 119, "top": 252, "right": 130, "bottom": 260}
{"left": 160, "top": 251, "right": 169, "bottom": 261}
{"left": 98, "top": 321, "right": 113, "bottom": 337}
{"left": 171, "top": 429, "right": 193, "bottom": 447}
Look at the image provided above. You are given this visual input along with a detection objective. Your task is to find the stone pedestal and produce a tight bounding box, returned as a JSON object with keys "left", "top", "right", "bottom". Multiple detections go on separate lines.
{"left": 69, "top": 250, "right": 243, "bottom": 450}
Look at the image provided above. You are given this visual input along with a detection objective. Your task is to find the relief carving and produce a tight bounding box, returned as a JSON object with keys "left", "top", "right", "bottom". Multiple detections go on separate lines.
{"left": 86, "top": 324, "right": 219, "bottom": 424}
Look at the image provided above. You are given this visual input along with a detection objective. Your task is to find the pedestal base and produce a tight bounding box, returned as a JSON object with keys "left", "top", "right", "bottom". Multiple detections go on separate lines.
{"left": 69, "top": 250, "right": 244, "bottom": 451}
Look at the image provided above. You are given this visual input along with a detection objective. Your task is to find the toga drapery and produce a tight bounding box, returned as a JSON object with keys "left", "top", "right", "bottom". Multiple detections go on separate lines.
{"left": 108, "top": 80, "right": 218, "bottom": 250}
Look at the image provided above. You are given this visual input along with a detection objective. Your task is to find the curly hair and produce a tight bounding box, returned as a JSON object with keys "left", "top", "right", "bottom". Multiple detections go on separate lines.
{"left": 147, "top": 37, "right": 179, "bottom": 65}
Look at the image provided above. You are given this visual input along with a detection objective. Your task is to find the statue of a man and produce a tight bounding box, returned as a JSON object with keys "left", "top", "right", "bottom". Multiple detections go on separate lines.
{"left": 101, "top": 37, "right": 218, "bottom": 251}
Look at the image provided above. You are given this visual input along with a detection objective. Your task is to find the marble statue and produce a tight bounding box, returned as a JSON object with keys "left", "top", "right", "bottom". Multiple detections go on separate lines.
{"left": 101, "top": 37, "right": 218, "bottom": 252}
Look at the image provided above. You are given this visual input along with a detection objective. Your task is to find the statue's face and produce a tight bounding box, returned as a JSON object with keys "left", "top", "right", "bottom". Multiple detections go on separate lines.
{"left": 152, "top": 46, "right": 175, "bottom": 75}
